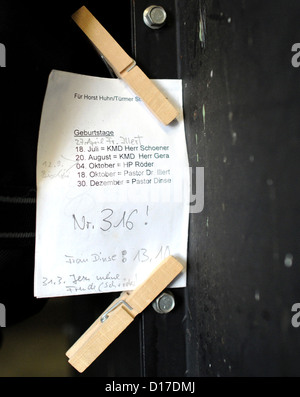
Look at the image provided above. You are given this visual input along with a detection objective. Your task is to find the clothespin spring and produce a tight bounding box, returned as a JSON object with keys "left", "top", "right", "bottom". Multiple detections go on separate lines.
{"left": 100, "top": 299, "right": 133, "bottom": 323}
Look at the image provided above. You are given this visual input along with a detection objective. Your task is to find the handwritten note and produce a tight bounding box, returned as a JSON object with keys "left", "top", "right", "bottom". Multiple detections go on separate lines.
{"left": 34, "top": 70, "right": 190, "bottom": 298}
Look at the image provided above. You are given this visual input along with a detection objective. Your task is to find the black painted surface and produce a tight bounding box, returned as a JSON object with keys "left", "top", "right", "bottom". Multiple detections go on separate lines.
{"left": 177, "top": 0, "right": 300, "bottom": 376}
{"left": 133, "top": 0, "right": 300, "bottom": 376}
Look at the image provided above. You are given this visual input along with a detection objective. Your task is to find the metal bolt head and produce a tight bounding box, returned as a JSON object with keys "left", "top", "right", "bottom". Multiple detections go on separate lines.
{"left": 143, "top": 5, "right": 167, "bottom": 29}
{"left": 152, "top": 291, "right": 175, "bottom": 314}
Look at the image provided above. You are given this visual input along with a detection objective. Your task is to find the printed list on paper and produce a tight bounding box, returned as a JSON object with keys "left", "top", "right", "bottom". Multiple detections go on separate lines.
{"left": 34, "top": 70, "right": 190, "bottom": 298}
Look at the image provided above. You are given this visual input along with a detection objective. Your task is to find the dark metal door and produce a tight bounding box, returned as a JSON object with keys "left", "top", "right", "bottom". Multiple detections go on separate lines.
{"left": 132, "top": 0, "right": 300, "bottom": 377}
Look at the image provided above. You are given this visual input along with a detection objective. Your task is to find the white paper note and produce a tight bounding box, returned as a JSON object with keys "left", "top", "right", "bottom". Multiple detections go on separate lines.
{"left": 34, "top": 70, "right": 190, "bottom": 298}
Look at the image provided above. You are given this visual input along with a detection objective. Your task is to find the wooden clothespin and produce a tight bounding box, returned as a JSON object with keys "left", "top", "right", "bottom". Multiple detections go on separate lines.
{"left": 66, "top": 256, "right": 183, "bottom": 372}
{"left": 72, "top": 6, "right": 179, "bottom": 125}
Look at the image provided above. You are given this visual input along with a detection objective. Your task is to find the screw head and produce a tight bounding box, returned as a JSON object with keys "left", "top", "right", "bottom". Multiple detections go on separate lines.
{"left": 152, "top": 291, "right": 175, "bottom": 314}
{"left": 143, "top": 5, "right": 167, "bottom": 29}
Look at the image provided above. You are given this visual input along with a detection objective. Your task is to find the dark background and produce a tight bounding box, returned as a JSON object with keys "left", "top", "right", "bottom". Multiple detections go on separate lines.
{"left": 0, "top": 0, "right": 299, "bottom": 377}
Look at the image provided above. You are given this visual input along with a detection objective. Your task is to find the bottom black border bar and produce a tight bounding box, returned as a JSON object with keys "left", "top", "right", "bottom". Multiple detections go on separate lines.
{"left": 0, "top": 376, "right": 289, "bottom": 393}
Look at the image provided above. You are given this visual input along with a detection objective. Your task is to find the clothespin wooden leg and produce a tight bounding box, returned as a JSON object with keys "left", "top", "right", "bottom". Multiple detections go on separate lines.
{"left": 66, "top": 256, "right": 183, "bottom": 372}
{"left": 72, "top": 6, "right": 179, "bottom": 125}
